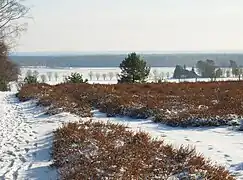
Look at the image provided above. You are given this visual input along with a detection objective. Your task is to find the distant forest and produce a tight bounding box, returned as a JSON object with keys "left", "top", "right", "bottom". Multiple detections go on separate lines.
{"left": 10, "top": 54, "right": 243, "bottom": 67}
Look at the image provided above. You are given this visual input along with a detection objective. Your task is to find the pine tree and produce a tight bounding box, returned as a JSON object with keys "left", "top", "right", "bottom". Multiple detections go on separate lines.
{"left": 118, "top": 52, "right": 150, "bottom": 83}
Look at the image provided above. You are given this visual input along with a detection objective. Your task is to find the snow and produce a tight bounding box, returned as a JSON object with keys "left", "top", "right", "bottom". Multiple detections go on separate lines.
{"left": 1, "top": 66, "right": 242, "bottom": 179}
{"left": 19, "top": 67, "right": 239, "bottom": 85}
{"left": 90, "top": 110, "right": 243, "bottom": 179}
{"left": 1, "top": 92, "right": 243, "bottom": 179}
{"left": 0, "top": 92, "right": 79, "bottom": 180}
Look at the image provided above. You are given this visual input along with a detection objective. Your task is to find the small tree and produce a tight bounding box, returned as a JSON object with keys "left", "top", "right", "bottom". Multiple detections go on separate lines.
{"left": 54, "top": 72, "right": 58, "bottom": 81}
{"left": 239, "top": 68, "right": 243, "bottom": 81}
{"left": 33, "top": 70, "right": 39, "bottom": 78}
{"left": 115, "top": 72, "right": 119, "bottom": 80}
{"left": 40, "top": 74, "right": 46, "bottom": 83}
{"left": 102, "top": 73, "right": 107, "bottom": 80}
{"left": 215, "top": 68, "right": 223, "bottom": 79}
{"left": 118, "top": 52, "right": 150, "bottom": 83}
{"left": 166, "top": 72, "right": 170, "bottom": 79}
{"left": 153, "top": 69, "right": 159, "bottom": 82}
{"left": 108, "top": 72, "right": 114, "bottom": 80}
{"left": 159, "top": 72, "right": 164, "bottom": 81}
{"left": 47, "top": 72, "right": 52, "bottom": 81}
{"left": 88, "top": 71, "right": 93, "bottom": 80}
{"left": 226, "top": 69, "right": 231, "bottom": 78}
{"left": 95, "top": 72, "right": 100, "bottom": 80}
{"left": 196, "top": 59, "right": 216, "bottom": 78}
{"left": 65, "top": 72, "right": 88, "bottom": 83}
{"left": 24, "top": 75, "right": 38, "bottom": 84}
{"left": 26, "top": 69, "right": 32, "bottom": 77}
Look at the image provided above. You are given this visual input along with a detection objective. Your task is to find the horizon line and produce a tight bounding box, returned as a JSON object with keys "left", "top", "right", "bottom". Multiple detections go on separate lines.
{"left": 10, "top": 50, "right": 243, "bottom": 56}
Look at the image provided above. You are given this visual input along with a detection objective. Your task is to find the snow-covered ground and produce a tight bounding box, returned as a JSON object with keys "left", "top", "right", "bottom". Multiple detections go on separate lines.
{"left": 0, "top": 92, "right": 79, "bottom": 180}
{"left": 0, "top": 91, "right": 243, "bottom": 179}
{"left": 19, "top": 67, "right": 239, "bottom": 85}
{"left": 89, "top": 110, "right": 243, "bottom": 179}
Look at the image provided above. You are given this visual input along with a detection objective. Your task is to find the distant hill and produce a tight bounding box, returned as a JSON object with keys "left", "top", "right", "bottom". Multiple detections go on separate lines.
{"left": 10, "top": 53, "right": 243, "bottom": 67}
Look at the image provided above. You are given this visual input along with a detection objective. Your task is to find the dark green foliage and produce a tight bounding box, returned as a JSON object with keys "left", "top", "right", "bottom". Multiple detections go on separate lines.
{"left": 65, "top": 72, "right": 88, "bottom": 83}
{"left": 0, "top": 78, "right": 9, "bottom": 91}
{"left": 173, "top": 65, "right": 199, "bottom": 79}
{"left": 24, "top": 75, "right": 38, "bottom": 84}
{"left": 118, "top": 52, "right": 150, "bottom": 83}
{"left": 196, "top": 59, "right": 216, "bottom": 78}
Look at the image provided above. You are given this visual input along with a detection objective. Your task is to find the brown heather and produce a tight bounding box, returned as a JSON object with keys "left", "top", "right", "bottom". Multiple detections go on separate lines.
{"left": 53, "top": 121, "right": 234, "bottom": 179}
{"left": 16, "top": 82, "right": 241, "bottom": 179}
{"left": 18, "top": 81, "right": 243, "bottom": 127}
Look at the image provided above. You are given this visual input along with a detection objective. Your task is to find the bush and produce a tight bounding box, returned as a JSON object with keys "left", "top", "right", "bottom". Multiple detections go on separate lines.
{"left": 24, "top": 75, "right": 38, "bottom": 84}
{"left": 0, "top": 79, "right": 9, "bottom": 91}
{"left": 65, "top": 72, "right": 88, "bottom": 83}
{"left": 53, "top": 121, "right": 234, "bottom": 179}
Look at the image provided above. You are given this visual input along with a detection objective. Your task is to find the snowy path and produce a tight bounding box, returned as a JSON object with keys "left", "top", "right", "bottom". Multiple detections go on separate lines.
{"left": 0, "top": 92, "right": 79, "bottom": 180}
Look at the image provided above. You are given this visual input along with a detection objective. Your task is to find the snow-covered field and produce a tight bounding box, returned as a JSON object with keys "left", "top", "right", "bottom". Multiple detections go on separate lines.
{"left": 20, "top": 67, "right": 239, "bottom": 84}
{"left": 0, "top": 66, "right": 242, "bottom": 179}
{"left": 0, "top": 91, "right": 243, "bottom": 179}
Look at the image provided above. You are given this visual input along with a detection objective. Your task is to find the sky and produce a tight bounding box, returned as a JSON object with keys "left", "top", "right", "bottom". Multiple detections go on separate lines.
{"left": 15, "top": 0, "right": 243, "bottom": 53}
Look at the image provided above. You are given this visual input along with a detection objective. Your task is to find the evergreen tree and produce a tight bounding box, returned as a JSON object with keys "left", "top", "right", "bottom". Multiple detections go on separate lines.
{"left": 118, "top": 52, "right": 150, "bottom": 83}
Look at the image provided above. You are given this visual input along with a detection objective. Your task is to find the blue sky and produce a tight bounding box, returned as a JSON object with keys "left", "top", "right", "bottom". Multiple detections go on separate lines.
{"left": 16, "top": 0, "right": 243, "bottom": 52}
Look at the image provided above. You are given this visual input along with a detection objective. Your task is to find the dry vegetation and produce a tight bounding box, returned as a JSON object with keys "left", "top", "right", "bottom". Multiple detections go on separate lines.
{"left": 18, "top": 81, "right": 243, "bottom": 127}
{"left": 53, "top": 121, "right": 234, "bottom": 180}
{"left": 17, "top": 82, "right": 241, "bottom": 179}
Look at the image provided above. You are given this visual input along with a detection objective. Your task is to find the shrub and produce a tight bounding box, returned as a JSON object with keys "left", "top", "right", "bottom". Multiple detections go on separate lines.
{"left": 65, "top": 72, "right": 88, "bottom": 83}
{"left": 24, "top": 75, "right": 38, "bottom": 84}
{"left": 0, "top": 78, "right": 9, "bottom": 91}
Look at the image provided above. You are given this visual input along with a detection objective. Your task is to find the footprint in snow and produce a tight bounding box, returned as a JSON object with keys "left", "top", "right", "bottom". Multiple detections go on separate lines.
{"left": 224, "top": 154, "right": 231, "bottom": 158}
{"left": 208, "top": 145, "right": 213, "bottom": 150}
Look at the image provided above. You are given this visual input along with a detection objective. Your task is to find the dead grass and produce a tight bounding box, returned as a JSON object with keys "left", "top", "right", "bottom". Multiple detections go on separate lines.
{"left": 53, "top": 121, "right": 234, "bottom": 180}
{"left": 18, "top": 81, "right": 243, "bottom": 127}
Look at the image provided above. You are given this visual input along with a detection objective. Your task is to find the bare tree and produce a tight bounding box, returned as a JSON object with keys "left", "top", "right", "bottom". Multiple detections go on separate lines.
{"left": 102, "top": 73, "right": 107, "bottom": 81}
{"left": 153, "top": 69, "right": 159, "bottom": 81}
{"left": 159, "top": 72, "right": 164, "bottom": 81}
{"left": 54, "top": 72, "right": 58, "bottom": 81}
{"left": 108, "top": 72, "right": 114, "bottom": 80}
{"left": 148, "top": 73, "right": 153, "bottom": 80}
{"left": 0, "top": 0, "right": 30, "bottom": 45}
{"left": 95, "top": 72, "right": 100, "bottom": 80}
{"left": 26, "top": 69, "right": 32, "bottom": 77}
{"left": 47, "top": 72, "right": 52, "bottom": 81}
{"left": 0, "top": 0, "right": 29, "bottom": 90}
{"left": 226, "top": 69, "right": 231, "bottom": 78}
{"left": 63, "top": 74, "right": 67, "bottom": 82}
{"left": 33, "top": 70, "right": 39, "bottom": 78}
{"left": 115, "top": 72, "right": 119, "bottom": 80}
{"left": 88, "top": 71, "right": 93, "bottom": 80}
{"left": 40, "top": 74, "right": 46, "bottom": 83}
{"left": 166, "top": 72, "right": 170, "bottom": 79}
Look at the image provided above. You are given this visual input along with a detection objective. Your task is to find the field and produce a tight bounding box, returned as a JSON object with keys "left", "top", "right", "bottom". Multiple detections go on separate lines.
{"left": 17, "top": 80, "right": 243, "bottom": 179}
{"left": 19, "top": 67, "right": 239, "bottom": 85}
{"left": 18, "top": 82, "right": 243, "bottom": 128}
